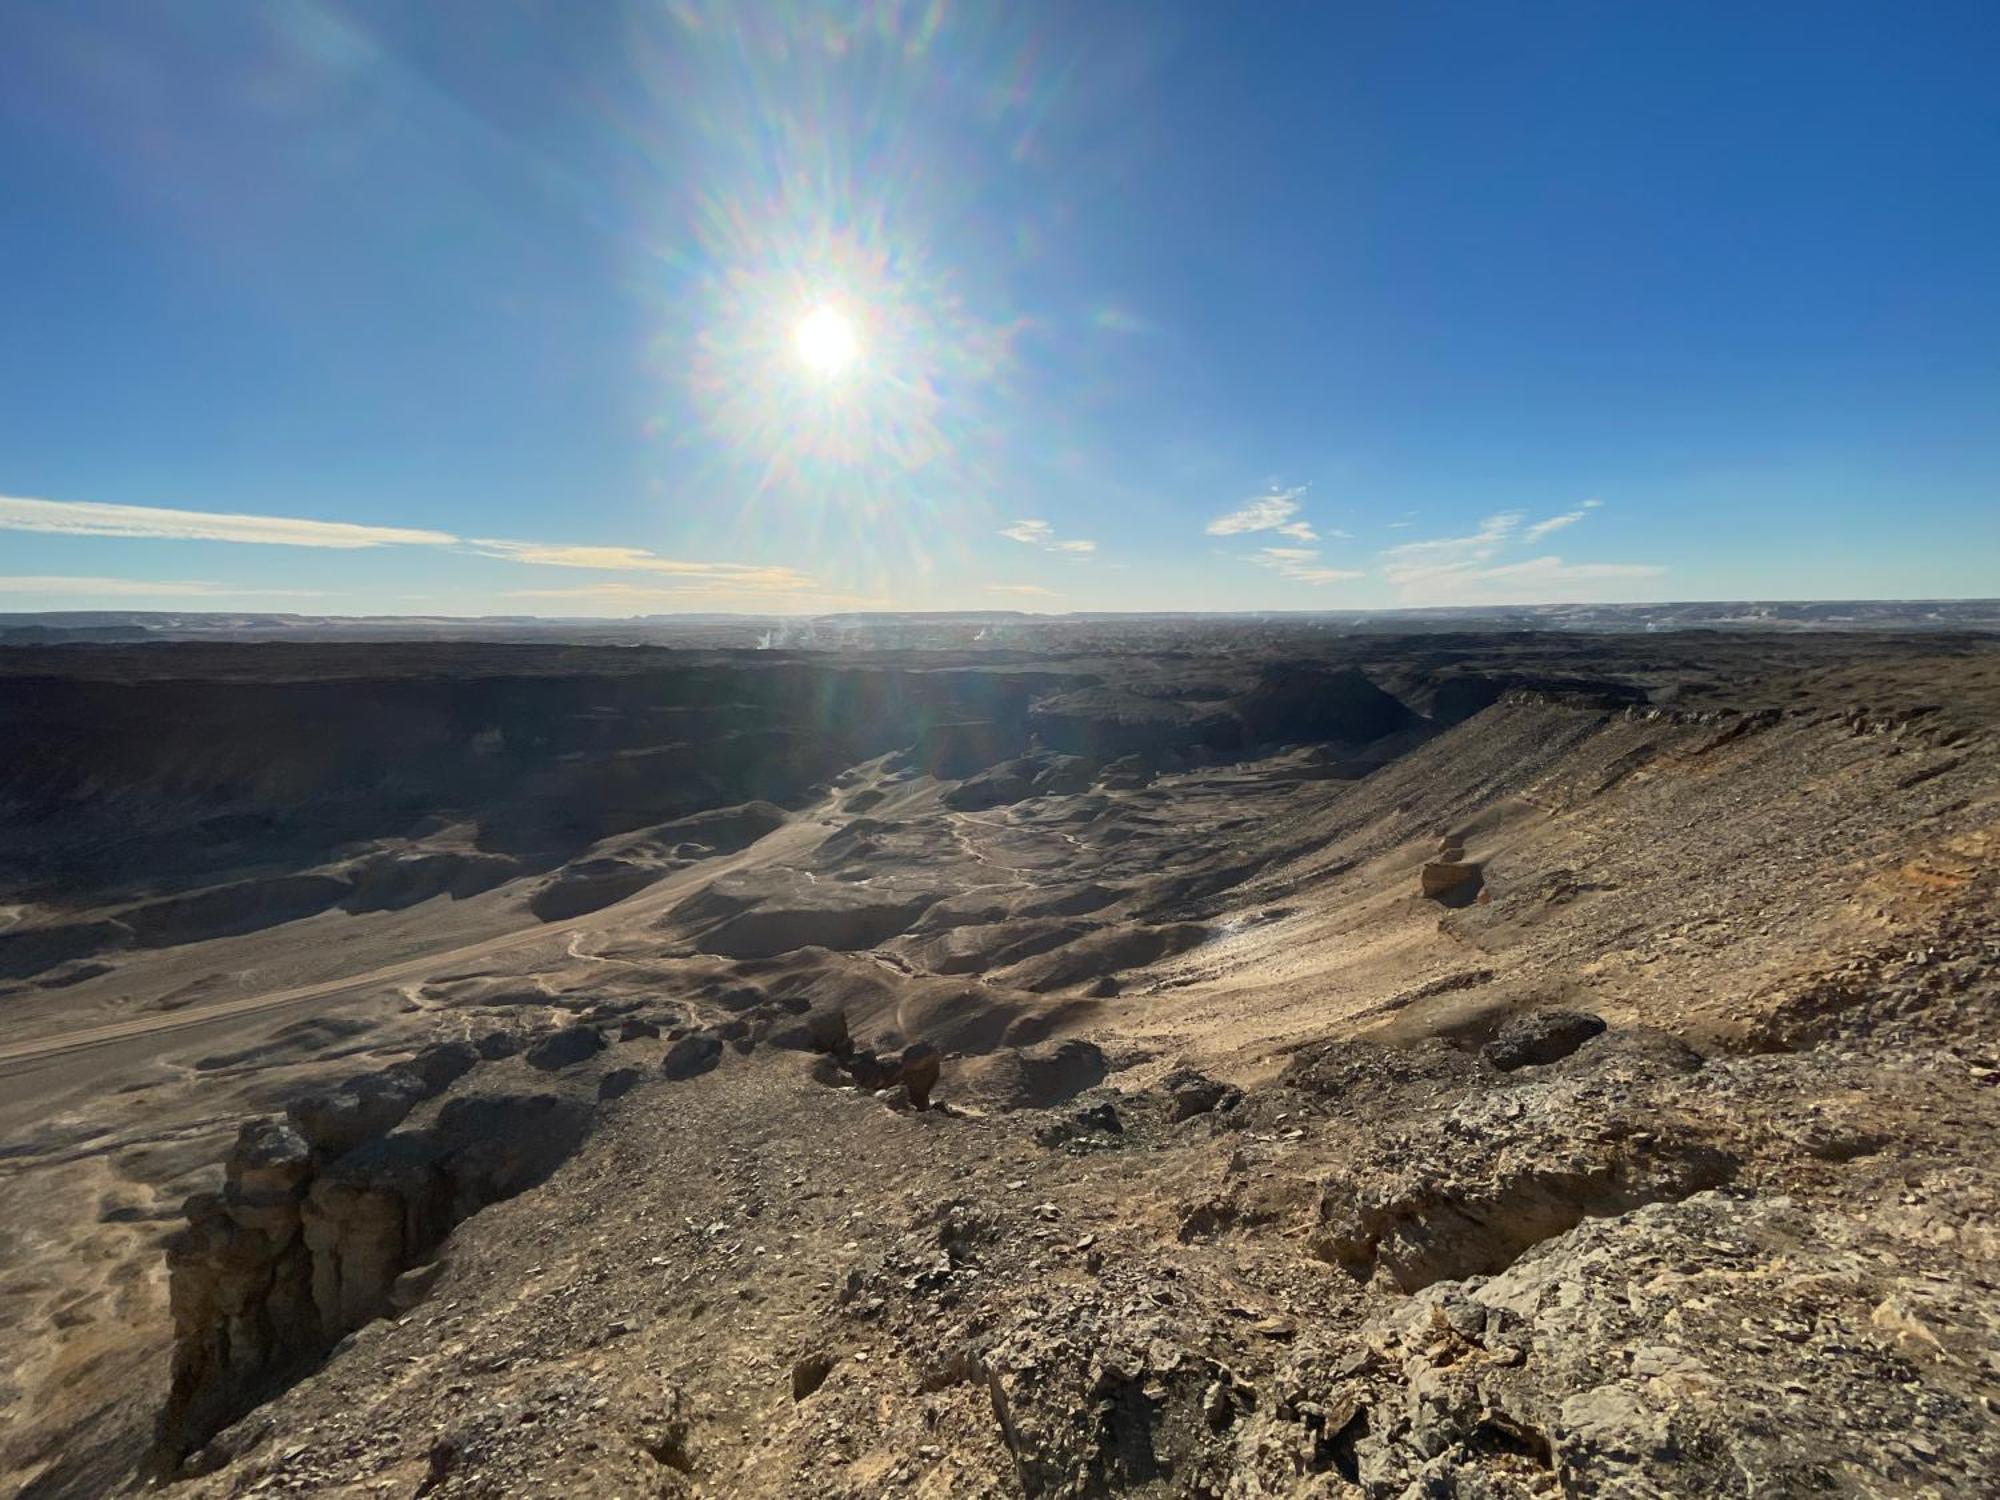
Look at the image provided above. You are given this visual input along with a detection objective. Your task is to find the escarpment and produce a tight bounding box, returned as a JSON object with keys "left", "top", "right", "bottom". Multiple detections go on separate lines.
{"left": 0, "top": 642, "right": 1516, "bottom": 983}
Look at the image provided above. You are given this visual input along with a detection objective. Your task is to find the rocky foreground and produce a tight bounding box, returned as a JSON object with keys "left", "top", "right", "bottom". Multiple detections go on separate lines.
{"left": 1, "top": 629, "right": 1996, "bottom": 1497}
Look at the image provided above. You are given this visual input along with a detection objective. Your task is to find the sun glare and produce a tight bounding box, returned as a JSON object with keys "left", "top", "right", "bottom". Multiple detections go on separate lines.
{"left": 793, "top": 304, "right": 860, "bottom": 377}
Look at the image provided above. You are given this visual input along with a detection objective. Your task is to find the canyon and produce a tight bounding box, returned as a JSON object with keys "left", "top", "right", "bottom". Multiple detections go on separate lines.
{"left": 0, "top": 624, "right": 1995, "bottom": 1498}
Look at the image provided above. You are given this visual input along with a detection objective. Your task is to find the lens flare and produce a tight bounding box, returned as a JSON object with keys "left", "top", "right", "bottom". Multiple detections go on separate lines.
{"left": 631, "top": 0, "right": 1067, "bottom": 600}
{"left": 793, "top": 304, "right": 860, "bottom": 376}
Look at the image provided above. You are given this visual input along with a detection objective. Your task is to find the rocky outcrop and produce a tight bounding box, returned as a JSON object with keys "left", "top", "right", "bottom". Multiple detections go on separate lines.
{"left": 1159, "top": 1067, "right": 1242, "bottom": 1123}
{"left": 1291, "top": 1191, "right": 2000, "bottom": 1497}
{"left": 156, "top": 1055, "right": 594, "bottom": 1471}
{"left": 1419, "top": 860, "right": 1480, "bottom": 900}
{"left": 1309, "top": 1039, "right": 1732, "bottom": 1291}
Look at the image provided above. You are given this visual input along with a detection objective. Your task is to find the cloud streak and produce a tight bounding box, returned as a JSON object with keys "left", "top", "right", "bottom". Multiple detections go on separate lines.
{"left": 1206, "top": 487, "right": 1308, "bottom": 536}
{"left": 1378, "top": 504, "right": 1659, "bottom": 602}
{"left": 0, "top": 575, "right": 324, "bottom": 597}
{"left": 1251, "top": 546, "right": 1364, "bottom": 586}
{"left": 0, "top": 494, "right": 457, "bottom": 548}
{"left": 1210, "top": 486, "right": 1358, "bottom": 585}
{"left": 1379, "top": 512, "right": 1524, "bottom": 583}
{"left": 1521, "top": 498, "right": 1603, "bottom": 544}
{"left": 470, "top": 539, "right": 814, "bottom": 591}
{"left": 999, "top": 518, "right": 1096, "bottom": 558}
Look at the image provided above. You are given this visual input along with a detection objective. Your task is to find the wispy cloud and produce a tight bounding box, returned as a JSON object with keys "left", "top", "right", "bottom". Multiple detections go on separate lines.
{"left": 0, "top": 575, "right": 325, "bottom": 597}
{"left": 470, "top": 539, "right": 813, "bottom": 591}
{"left": 1206, "top": 486, "right": 1308, "bottom": 536}
{"left": 1521, "top": 499, "right": 1604, "bottom": 544}
{"left": 1378, "top": 504, "right": 1658, "bottom": 602}
{"left": 1379, "top": 512, "right": 1524, "bottom": 584}
{"left": 1251, "top": 547, "right": 1364, "bottom": 585}
{"left": 999, "top": 518, "right": 1096, "bottom": 558}
{"left": 987, "top": 584, "right": 1059, "bottom": 597}
{"left": 0, "top": 494, "right": 457, "bottom": 548}
{"left": 1000, "top": 519, "right": 1053, "bottom": 544}
{"left": 1211, "top": 486, "right": 1358, "bottom": 584}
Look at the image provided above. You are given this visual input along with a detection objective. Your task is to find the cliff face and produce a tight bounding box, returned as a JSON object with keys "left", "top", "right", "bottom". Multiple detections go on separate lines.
{"left": 0, "top": 645, "right": 1507, "bottom": 986}
{"left": 0, "top": 653, "right": 1059, "bottom": 897}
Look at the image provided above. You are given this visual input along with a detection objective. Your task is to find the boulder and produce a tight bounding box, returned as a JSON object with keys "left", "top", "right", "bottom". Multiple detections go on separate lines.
{"left": 1160, "top": 1067, "right": 1242, "bottom": 1123}
{"left": 287, "top": 1070, "right": 429, "bottom": 1157}
{"left": 1484, "top": 1009, "right": 1608, "bottom": 1072}
{"left": 401, "top": 1041, "right": 480, "bottom": 1094}
{"left": 524, "top": 1024, "right": 607, "bottom": 1072}
{"left": 597, "top": 1066, "right": 646, "bottom": 1101}
{"left": 1420, "top": 860, "right": 1480, "bottom": 899}
{"left": 661, "top": 1033, "right": 725, "bottom": 1081}
{"left": 901, "top": 1043, "right": 942, "bottom": 1109}
{"left": 474, "top": 1029, "right": 525, "bottom": 1061}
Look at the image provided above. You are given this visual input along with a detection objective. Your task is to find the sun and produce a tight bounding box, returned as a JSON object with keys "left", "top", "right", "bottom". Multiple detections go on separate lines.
{"left": 792, "top": 303, "right": 861, "bottom": 377}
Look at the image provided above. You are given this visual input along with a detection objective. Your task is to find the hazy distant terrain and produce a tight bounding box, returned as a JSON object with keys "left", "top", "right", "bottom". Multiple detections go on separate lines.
{"left": 3, "top": 597, "right": 1996, "bottom": 652}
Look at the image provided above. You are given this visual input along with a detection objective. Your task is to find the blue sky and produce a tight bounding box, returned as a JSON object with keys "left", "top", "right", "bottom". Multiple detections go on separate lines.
{"left": 1, "top": 0, "right": 1995, "bottom": 615}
